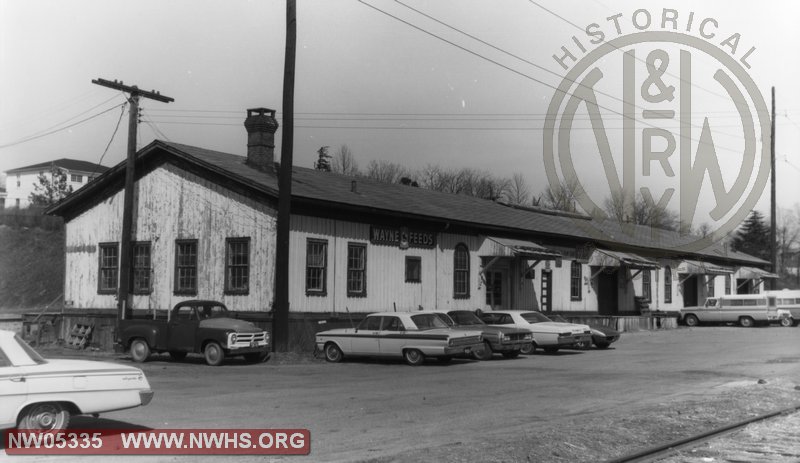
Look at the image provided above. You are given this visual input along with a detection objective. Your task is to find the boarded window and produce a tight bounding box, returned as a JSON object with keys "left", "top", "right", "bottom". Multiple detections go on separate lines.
{"left": 707, "top": 275, "right": 715, "bottom": 297}
{"left": 347, "top": 243, "right": 367, "bottom": 297}
{"left": 98, "top": 242, "right": 119, "bottom": 294}
{"left": 664, "top": 266, "right": 672, "bottom": 303}
{"left": 642, "top": 270, "right": 651, "bottom": 301}
{"left": 570, "top": 261, "right": 582, "bottom": 301}
{"left": 225, "top": 238, "right": 250, "bottom": 295}
{"left": 453, "top": 244, "right": 470, "bottom": 299}
{"left": 725, "top": 274, "right": 731, "bottom": 295}
{"left": 306, "top": 239, "right": 327, "bottom": 296}
{"left": 174, "top": 240, "right": 198, "bottom": 295}
{"left": 131, "top": 242, "right": 151, "bottom": 294}
{"left": 405, "top": 256, "right": 421, "bottom": 283}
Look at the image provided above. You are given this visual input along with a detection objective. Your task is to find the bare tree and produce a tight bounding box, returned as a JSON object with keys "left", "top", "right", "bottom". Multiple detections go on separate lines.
{"left": 29, "top": 165, "right": 74, "bottom": 207}
{"left": 331, "top": 144, "right": 360, "bottom": 176}
{"left": 363, "top": 160, "right": 411, "bottom": 184}
{"left": 777, "top": 205, "right": 800, "bottom": 277}
{"left": 506, "top": 173, "right": 531, "bottom": 205}
{"left": 603, "top": 190, "right": 679, "bottom": 231}
{"left": 536, "top": 177, "right": 581, "bottom": 212}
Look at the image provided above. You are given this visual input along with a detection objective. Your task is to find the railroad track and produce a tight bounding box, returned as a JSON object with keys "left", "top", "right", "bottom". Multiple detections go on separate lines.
{"left": 606, "top": 403, "right": 800, "bottom": 463}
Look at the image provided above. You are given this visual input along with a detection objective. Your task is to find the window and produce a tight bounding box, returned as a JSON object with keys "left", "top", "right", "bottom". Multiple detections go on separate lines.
{"left": 664, "top": 266, "right": 672, "bottom": 303}
{"left": 357, "top": 316, "right": 381, "bottom": 331}
{"left": 405, "top": 256, "right": 421, "bottom": 283}
{"left": 707, "top": 276, "right": 715, "bottom": 297}
{"left": 642, "top": 270, "right": 651, "bottom": 301}
{"left": 570, "top": 261, "right": 582, "bottom": 301}
{"left": 131, "top": 242, "right": 151, "bottom": 294}
{"left": 174, "top": 240, "right": 198, "bottom": 295}
{"left": 70, "top": 174, "right": 83, "bottom": 183}
{"left": 98, "top": 242, "right": 119, "bottom": 294}
{"left": 725, "top": 274, "right": 731, "bottom": 295}
{"left": 347, "top": 243, "right": 367, "bottom": 297}
{"left": 225, "top": 237, "right": 250, "bottom": 294}
{"left": 453, "top": 243, "right": 470, "bottom": 299}
{"left": 382, "top": 316, "right": 405, "bottom": 331}
{"left": 306, "top": 239, "right": 328, "bottom": 296}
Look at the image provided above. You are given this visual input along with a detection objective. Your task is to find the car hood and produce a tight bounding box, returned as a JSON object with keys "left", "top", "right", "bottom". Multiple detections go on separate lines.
{"left": 199, "top": 317, "right": 262, "bottom": 332}
{"left": 532, "top": 322, "right": 591, "bottom": 333}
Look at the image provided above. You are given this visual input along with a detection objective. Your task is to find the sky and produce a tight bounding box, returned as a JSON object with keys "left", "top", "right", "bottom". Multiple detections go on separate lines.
{"left": 1, "top": 0, "right": 799, "bottom": 234}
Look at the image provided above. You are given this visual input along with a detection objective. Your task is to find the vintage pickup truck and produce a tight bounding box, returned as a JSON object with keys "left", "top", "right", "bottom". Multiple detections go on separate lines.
{"left": 118, "top": 300, "right": 270, "bottom": 366}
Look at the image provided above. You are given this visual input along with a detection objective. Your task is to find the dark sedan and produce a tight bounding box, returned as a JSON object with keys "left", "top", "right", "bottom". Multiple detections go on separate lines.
{"left": 548, "top": 314, "right": 620, "bottom": 349}
{"left": 436, "top": 310, "right": 533, "bottom": 360}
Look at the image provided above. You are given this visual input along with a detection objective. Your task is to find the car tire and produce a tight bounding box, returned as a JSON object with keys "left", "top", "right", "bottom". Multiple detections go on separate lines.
{"left": 595, "top": 342, "right": 611, "bottom": 349}
{"left": 403, "top": 349, "right": 425, "bottom": 366}
{"left": 169, "top": 351, "right": 187, "bottom": 361}
{"left": 520, "top": 342, "right": 535, "bottom": 355}
{"left": 502, "top": 350, "right": 521, "bottom": 359}
{"left": 543, "top": 347, "right": 559, "bottom": 354}
{"left": 739, "top": 316, "right": 755, "bottom": 328}
{"left": 324, "top": 343, "right": 343, "bottom": 363}
{"left": 244, "top": 352, "right": 270, "bottom": 363}
{"left": 780, "top": 317, "right": 793, "bottom": 328}
{"left": 130, "top": 339, "right": 151, "bottom": 363}
{"left": 684, "top": 314, "right": 699, "bottom": 327}
{"left": 204, "top": 342, "right": 225, "bottom": 366}
{"left": 18, "top": 402, "right": 70, "bottom": 430}
{"left": 474, "top": 341, "right": 493, "bottom": 360}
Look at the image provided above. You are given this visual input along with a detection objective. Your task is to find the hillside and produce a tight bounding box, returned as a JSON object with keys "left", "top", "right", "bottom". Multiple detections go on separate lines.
{"left": 0, "top": 225, "right": 64, "bottom": 311}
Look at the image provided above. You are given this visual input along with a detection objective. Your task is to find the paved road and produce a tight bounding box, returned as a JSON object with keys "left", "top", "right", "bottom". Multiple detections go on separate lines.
{"left": 6, "top": 326, "right": 800, "bottom": 462}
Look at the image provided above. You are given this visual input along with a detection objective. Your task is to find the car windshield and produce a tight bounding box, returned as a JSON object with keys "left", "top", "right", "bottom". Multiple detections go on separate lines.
{"left": 410, "top": 314, "right": 449, "bottom": 330}
{"left": 198, "top": 304, "right": 229, "bottom": 319}
{"left": 14, "top": 334, "right": 46, "bottom": 365}
{"left": 448, "top": 311, "right": 485, "bottom": 326}
{"left": 520, "top": 312, "right": 552, "bottom": 324}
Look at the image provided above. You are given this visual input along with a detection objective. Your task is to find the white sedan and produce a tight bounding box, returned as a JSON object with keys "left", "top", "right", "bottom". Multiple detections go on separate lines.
{"left": 316, "top": 312, "right": 483, "bottom": 366}
{"left": 480, "top": 310, "right": 592, "bottom": 354}
{"left": 0, "top": 329, "right": 154, "bottom": 430}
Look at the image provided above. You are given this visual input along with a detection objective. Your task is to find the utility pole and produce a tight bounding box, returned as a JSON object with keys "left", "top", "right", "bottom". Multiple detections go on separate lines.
{"left": 91, "top": 78, "right": 173, "bottom": 330}
{"left": 770, "top": 86, "right": 777, "bottom": 290}
{"left": 273, "top": 0, "right": 296, "bottom": 352}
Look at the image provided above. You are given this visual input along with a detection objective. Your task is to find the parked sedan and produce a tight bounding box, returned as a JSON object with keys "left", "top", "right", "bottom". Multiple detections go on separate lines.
{"left": 547, "top": 314, "right": 621, "bottom": 349}
{"left": 316, "top": 312, "right": 483, "bottom": 366}
{"left": 0, "top": 329, "right": 153, "bottom": 430}
{"left": 439, "top": 310, "right": 533, "bottom": 360}
{"left": 480, "top": 310, "right": 592, "bottom": 354}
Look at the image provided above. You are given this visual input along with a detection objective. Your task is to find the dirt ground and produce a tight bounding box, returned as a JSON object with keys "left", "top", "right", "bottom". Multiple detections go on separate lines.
{"left": 7, "top": 326, "right": 800, "bottom": 463}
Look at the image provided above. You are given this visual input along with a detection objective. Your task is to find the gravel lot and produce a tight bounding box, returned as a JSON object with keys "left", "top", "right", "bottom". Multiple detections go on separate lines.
{"left": 5, "top": 326, "right": 800, "bottom": 463}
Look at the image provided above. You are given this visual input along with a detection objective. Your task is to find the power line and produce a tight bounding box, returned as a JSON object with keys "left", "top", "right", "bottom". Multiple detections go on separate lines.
{"left": 0, "top": 102, "right": 127, "bottom": 149}
{"left": 358, "top": 0, "right": 758, "bottom": 154}
{"left": 93, "top": 103, "right": 128, "bottom": 177}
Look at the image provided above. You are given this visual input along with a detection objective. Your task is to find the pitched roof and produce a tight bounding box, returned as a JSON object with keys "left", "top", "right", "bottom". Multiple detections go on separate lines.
{"left": 47, "top": 140, "right": 768, "bottom": 266}
{"left": 5, "top": 158, "right": 109, "bottom": 174}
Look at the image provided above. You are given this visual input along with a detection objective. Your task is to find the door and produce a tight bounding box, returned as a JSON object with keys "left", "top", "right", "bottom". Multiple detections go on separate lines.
{"left": 540, "top": 270, "right": 552, "bottom": 313}
{"left": 597, "top": 269, "right": 619, "bottom": 315}
{"left": 682, "top": 275, "right": 699, "bottom": 307}
{"left": 168, "top": 305, "right": 199, "bottom": 352}
{"left": 0, "top": 348, "right": 27, "bottom": 428}
{"left": 379, "top": 316, "right": 407, "bottom": 355}
{"left": 351, "top": 315, "right": 381, "bottom": 355}
{"left": 485, "top": 271, "right": 507, "bottom": 310}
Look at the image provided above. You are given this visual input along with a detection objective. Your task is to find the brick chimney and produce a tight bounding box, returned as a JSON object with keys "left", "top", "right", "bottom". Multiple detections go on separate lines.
{"left": 244, "top": 108, "right": 279, "bottom": 172}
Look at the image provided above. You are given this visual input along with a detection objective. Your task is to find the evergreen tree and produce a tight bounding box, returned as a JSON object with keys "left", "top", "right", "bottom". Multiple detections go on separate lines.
{"left": 29, "top": 165, "right": 74, "bottom": 207}
{"left": 314, "top": 146, "right": 332, "bottom": 172}
{"left": 731, "top": 210, "right": 770, "bottom": 260}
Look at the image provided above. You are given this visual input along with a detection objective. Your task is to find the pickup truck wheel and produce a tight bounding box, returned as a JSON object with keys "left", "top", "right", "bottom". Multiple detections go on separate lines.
{"left": 520, "top": 342, "right": 535, "bottom": 355}
{"left": 502, "top": 350, "right": 521, "bottom": 359}
{"left": 739, "top": 316, "right": 755, "bottom": 328}
{"left": 683, "top": 314, "right": 699, "bottom": 327}
{"left": 18, "top": 403, "right": 70, "bottom": 430}
{"left": 324, "top": 343, "right": 344, "bottom": 363}
{"left": 169, "top": 351, "right": 187, "bottom": 361}
{"left": 204, "top": 342, "right": 225, "bottom": 366}
{"left": 130, "top": 339, "right": 151, "bottom": 363}
{"left": 780, "top": 317, "right": 793, "bottom": 327}
{"left": 474, "top": 341, "right": 493, "bottom": 361}
{"left": 403, "top": 349, "right": 425, "bottom": 366}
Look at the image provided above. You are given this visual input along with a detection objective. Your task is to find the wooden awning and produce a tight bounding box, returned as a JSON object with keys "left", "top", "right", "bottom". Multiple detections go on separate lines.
{"left": 737, "top": 266, "right": 779, "bottom": 279}
{"left": 485, "top": 237, "right": 561, "bottom": 260}
{"left": 588, "top": 249, "right": 660, "bottom": 270}
{"left": 677, "top": 260, "right": 734, "bottom": 275}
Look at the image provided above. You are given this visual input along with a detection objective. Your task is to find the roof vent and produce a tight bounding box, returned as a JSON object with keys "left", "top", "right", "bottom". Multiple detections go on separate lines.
{"left": 351, "top": 180, "right": 358, "bottom": 193}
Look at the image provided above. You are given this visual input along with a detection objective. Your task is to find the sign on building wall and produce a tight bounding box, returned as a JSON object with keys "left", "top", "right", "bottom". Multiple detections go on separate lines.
{"left": 370, "top": 226, "right": 436, "bottom": 249}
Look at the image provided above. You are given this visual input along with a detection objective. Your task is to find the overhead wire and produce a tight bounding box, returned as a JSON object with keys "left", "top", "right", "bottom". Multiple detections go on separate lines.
{"left": 92, "top": 102, "right": 128, "bottom": 177}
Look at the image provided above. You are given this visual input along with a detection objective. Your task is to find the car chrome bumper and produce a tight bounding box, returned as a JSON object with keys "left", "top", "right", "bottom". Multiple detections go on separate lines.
{"left": 140, "top": 390, "right": 155, "bottom": 406}
{"left": 557, "top": 334, "right": 593, "bottom": 346}
{"left": 495, "top": 341, "right": 531, "bottom": 351}
{"left": 444, "top": 343, "right": 482, "bottom": 355}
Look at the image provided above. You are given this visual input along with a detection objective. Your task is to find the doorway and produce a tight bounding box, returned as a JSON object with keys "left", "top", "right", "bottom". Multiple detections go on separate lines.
{"left": 597, "top": 269, "right": 618, "bottom": 315}
{"left": 540, "top": 270, "right": 552, "bottom": 312}
{"left": 682, "top": 275, "right": 699, "bottom": 306}
{"left": 484, "top": 270, "right": 507, "bottom": 310}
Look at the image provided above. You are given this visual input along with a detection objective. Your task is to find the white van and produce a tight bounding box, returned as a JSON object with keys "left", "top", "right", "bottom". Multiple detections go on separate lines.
{"left": 766, "top": 289, "right": 800, "bottom": 326}
{"left": 680, "top": 294, "right": 792, "bottom": 327}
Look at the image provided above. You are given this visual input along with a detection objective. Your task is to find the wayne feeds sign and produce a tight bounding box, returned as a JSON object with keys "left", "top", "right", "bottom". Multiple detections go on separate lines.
{"left": 370, "top": 226, "right": 435, "bottom": 249}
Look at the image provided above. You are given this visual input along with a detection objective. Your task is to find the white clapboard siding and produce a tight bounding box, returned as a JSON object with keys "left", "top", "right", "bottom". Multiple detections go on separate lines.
{"left": 64, "top": 163, "right": 277, "bottom": 312}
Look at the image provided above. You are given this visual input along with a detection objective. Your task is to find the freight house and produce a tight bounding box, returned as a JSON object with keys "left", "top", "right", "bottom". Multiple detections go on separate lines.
{"left": 47, "top": 108, "right": 775, "bottom": 348}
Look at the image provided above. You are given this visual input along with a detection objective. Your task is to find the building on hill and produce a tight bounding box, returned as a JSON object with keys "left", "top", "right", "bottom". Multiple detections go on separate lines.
{"left": 4, "top": 158, "right": 109, "bottom": 209}
{"left": 46, "top": 108, "right": 775, "bottom": 347}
